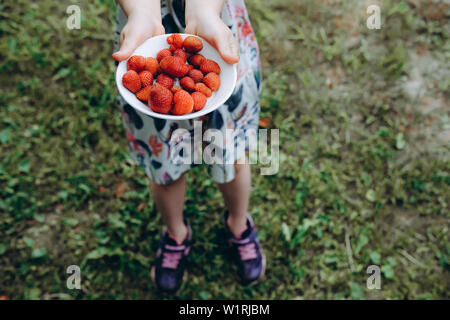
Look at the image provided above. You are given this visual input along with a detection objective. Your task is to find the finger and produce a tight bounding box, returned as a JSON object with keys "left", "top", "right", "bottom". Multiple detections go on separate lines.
{"left": 119, "top": 31, "right": 125, "bottom": 48}
{"left": 216, "top": 30, "right": 239, "bottom": 65}
{"left": 157, "top": 25, "right": 166, "bottom": 36}
{"left": 184, "top": 24, "right": 196, "bottom": 35}
{"left": 112, "top": 33, "right": 125, "bottom": 61}
{"left": 113, "top": 33, "right": 140, "bottom": 62}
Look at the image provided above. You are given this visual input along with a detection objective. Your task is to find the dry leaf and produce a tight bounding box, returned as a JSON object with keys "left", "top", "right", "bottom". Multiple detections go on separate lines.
{"left": 258, "top": 117, "right": 271, "bottom": 128}
{"left": 113, "top": 181, "right": 129, "bottom": 198}
{"left": 137, "top": 202, "right": 146, "bottom": 212}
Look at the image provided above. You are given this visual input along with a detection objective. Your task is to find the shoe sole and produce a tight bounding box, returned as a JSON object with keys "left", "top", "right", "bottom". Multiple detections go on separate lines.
{"left": 151, "top": 266, "right": 186, "bottom": 296}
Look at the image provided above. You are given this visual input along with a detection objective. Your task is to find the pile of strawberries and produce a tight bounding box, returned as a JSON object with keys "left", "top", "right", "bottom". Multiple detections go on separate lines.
{"left": 122, "top": 34, "right": 221, "bottom": 115}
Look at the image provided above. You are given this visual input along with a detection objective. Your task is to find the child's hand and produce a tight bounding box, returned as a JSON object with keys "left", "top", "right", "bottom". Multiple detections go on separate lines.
{"left": 113, "top": 1, "right": 165, "bottom": 62}
{"left": 185, "top": 0, "right": 239, "bottom": 65}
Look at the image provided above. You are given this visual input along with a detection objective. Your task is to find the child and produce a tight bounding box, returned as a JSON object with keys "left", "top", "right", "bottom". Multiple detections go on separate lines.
{"left": 113, "top": 0, "right": 264, "bottom": 294}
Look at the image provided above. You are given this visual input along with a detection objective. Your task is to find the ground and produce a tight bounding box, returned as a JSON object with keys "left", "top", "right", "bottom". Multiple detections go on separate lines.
{"left": 0, "top": 0, "right": 448, "bottom": 299}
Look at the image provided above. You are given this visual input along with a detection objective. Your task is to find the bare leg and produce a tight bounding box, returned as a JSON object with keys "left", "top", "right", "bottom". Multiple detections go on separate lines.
{"left": 151, "top": 173, "right": 188, "bottom": 244}
{"left": 217, "top": 158, "right": 251, "bottom": 238}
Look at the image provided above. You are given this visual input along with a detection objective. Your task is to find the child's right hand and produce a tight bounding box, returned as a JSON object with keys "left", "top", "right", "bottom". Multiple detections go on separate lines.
{"left": 113, "top": 1, "right": 165, "bottom": 62}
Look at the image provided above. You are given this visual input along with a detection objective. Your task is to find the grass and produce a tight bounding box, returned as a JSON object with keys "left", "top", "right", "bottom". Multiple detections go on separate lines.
{"left": 0, "top": 0, "right": 449, "bottom": 299}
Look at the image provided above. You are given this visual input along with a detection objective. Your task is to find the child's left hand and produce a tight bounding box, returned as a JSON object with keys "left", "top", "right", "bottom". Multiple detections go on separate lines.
{"left": 185, "top": 0, "right": 239, "bottom": 65}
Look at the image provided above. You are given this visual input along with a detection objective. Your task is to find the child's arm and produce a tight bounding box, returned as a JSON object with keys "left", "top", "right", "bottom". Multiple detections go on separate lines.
{"left": 185, "top": 0, "right": 239, "bottom": 64}
{"left": 113, "top": 0, "right": 165, "bottom": 61}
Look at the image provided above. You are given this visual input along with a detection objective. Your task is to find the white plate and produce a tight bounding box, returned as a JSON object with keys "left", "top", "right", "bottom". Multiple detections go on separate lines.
{"left": 116, "top": 33, "right": 237, "bottom": 120}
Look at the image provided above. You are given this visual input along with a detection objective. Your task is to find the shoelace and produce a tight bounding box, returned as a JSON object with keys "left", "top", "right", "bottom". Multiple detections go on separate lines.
{"left": 237, "top": 242, "right": 258, "bottom": 261}
{"left": 162, "top": 251, "right": 183, "bottom": 269}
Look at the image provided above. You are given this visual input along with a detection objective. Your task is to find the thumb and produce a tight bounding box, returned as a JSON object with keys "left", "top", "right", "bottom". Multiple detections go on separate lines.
{"left": 113, "top": 34, "right": 140, "bottom": 62}
{"left": 216, "top": 30, "right": 239, "bottom": 65}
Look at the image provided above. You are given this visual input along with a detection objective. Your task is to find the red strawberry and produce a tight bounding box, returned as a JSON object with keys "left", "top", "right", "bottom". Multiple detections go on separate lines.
{"left": 172, "top": 89, "right": 194, "bottom": 115}
{"left": 149, "top": 83, "right": 173, "bottom": 114}
{"left": 127, "top": 55, "right": 146, "bottom": 72}
{"left": 171, "top": 86, "right": 183, "bottom": 94}
{"left": 188, "top": 69, "right": 203, "bottom": 83}
{"left": 173, "top": 49, "right": 188, "bottom": 62}
{"left": 156, "top": 73, "right": 174, "bottom": 90}
{"left": 203, "top": 72, "right": 221, "bottom": 91}
{"left": 191, "top": 92, "right": 207, "bottom": 111}
{"left": 200, "top": 59, "right": 221, "bottom": 74}
{"left": 189, "top": 54, "right": 205, "bottom": 67}
{"left": 180, "top": 76, "right": 196, "bottom": 91}
{"left": 187, "top": 64, "right": 194, "bottom": 72}
{"left": 183, "top": 36, "right": 203, "bottom": 53}
{"left": 160, "top": 56, "right": 189, "bottom": 78}
{"left": 167, "top": 33, "right": 184, "bottom": 50}
{"left": 136, "top": 86, "right": 152, "bottom": 101}
{"left": 157, "top": 48, "right": 172, "bottom": 62}
{"left": 145, "top": 57, "right": 159, "bottom": 75}
{"left": 194, "top": 83, "right": 212, "bottom": 97}
{"left": 122, "top": 70, "right": 141, "bottom": 93}
{"left": 139, "top": 70, "right": 154, "bottom": 87}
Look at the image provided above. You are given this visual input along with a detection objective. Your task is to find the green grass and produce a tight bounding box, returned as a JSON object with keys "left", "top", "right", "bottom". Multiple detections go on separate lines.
{"left": 0, "top": 0, "right": 449, "bottom": 299}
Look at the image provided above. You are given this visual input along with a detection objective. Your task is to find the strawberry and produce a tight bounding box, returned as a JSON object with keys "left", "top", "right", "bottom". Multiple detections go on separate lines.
{"left": 156, "top": 73, "right": 174, "bottom": 90}
{"left": 156, "top": 48, "right": 172, "bottom": 62}
{"left": 173, "top": 49, "right": 188, "bottom": 62}
{"left": 136, "top": 86, "right": 152, "bottom": 101}
{"left": 194, "top": 83, "right": 212, "bottom": 98}
{"left": 160, "top": 56, "right": 189, "bottom": 78}
{"left": 189, "top": 54, "right": 205, "bottom": 67}
{"left": 183, "top": 36, "right": 203, "bottom": 53}
{"left": 127, "top": 55, "right": 146, "bottom": 72}
{"left": 172, "top": 89, "right": 194, "bottom": 115}
{"left": 167, "top": 33, "right": 184, "bottom": 50}
{"left": 187, "top": 64, "right": 194, "bottom": 72}
{"left": 171, "top": 86, "right": 183, "bottom": 94}
{"left": 145, "top": 57, "right": 159, "bottom": 75}
{"left": 149, "top": 83, "right": 173, "bottom": 114}
{"left": 139, "top": 70, "right": 154, "bottom": 87}
{"left": 203, "top": 72, "right": 221, "bottom": 91}
{"left": 191, "top": 91, "right": 207, "bottom": 111}
{"left": 122, "top": 70, "right": 141, "bottom": 93}
{"left": 188, "top": 69, "right": 203, "bottom": 83}
{"left": 180, "top": 76, "right": 196, "bottom": 91}
{"left": 200, "top": 59, "right": 221, "bottom": 74}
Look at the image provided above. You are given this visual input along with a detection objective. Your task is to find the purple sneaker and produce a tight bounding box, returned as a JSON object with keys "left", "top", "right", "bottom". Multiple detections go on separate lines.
{"left": 151, "top": 224, "right": 192, "bottom": 294}
{"left": 224, "top": 212, "right": 266, "bottom": 285}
